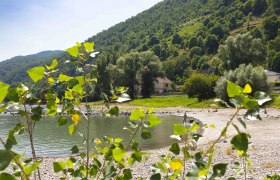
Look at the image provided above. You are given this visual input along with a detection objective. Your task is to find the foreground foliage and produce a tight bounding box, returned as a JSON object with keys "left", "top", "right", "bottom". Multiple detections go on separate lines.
{"left": 0, "top": 42, "right": 278, "bottom": 180}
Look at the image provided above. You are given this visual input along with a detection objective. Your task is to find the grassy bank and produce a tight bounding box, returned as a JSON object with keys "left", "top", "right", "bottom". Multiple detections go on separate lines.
{"left": 89, "top": 94, "right": 280, "bottom": 109}
{"left": 126, "top": 95, "right": 216, "bottom": 108}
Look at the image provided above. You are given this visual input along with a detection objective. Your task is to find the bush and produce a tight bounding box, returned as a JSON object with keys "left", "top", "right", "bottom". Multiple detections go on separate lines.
{"left": 214, "top": 64, "right": 270, "bottom": 101}
{"left": 184, "top": 73, "right": 218, "bottom": 100}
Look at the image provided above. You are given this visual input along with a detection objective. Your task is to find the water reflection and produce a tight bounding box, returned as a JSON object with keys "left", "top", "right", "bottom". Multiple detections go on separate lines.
{"left": 0, "top": 115, "right": 184, "bottom": 157}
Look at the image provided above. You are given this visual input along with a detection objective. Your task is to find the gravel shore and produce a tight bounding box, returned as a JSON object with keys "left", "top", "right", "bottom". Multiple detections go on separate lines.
{"left": 13, "top": 108, "right": 280, "bottom": 179}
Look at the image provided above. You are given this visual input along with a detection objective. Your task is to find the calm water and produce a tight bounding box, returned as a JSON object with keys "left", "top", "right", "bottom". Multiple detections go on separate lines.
{"left": 0, "top": 115, "right": 183, "bottom": 157}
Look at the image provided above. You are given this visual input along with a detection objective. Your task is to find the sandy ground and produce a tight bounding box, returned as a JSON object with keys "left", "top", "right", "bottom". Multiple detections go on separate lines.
{"left": 8, "top": 108, "right": 280, "bottom": 179}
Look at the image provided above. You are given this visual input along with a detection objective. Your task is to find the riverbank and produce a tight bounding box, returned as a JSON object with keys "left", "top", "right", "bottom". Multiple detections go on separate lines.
{"left": 32, "top": 108, "right": 280, "bottom": 179}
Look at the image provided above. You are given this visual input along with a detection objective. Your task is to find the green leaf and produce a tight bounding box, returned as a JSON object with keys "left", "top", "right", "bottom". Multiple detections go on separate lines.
{"left": 0, "top": 82, "right": 9, "bottom": 103}
{"left": 66, "top": 46, "right": 79, "bottom": 57}
{"left": 130, "top": 109, "right": 145, "bottom": 120}
{"left": 227, "top": 81, "right": 243, "bottom": 98}
{"left": 68, "top": 124, "right": 76, "bottom": 136}
{"left": 254, "top": 91, "right": 272, "bottom": 105}
{"left": 244, "top": 109, "right": 261, "bottom": 120}
{"left": 84, "top": 42, "right": 94, "bottom": 52}
{"left": 108, "top": 106, "right": 119, "bottom": 116}
{"left": 189, "top": 123, "right": 200, "bottom": 132}
{"left": 245, "top": 100, "right": 259, "bottom": 110}
{"left": 31, "top": 106, "right": 43, "bottom": 121}
{"left": 53, "top": 161, "right": 66, "bottom": 173}
{"left": 174, "top": 124, "right": 187, "bottom": 135}
{"left": 24, "top": 160, "right": 42, "bottom": 175}
{"left": 46, "top": 59, "right": 58, "bottom": 70}
{"left": 71, "top": 146, "right": 79, "bottom": 154}
{"left": 148, "top": 114, "right": 161, "bottom": 127}
{"left": 230, "top": 133, "right": 248, "bottom": 152}
{"left": 147, "top": 108, "right": 153, "bottom": 114}
{"left": 232, "top": 123, "right": 240, "bottom": 133}
{"left": 65, "top": 90, "right": 74, "bottom": 100}
{"left": 182, "top": 147, "right": 190, "bottom": 160}
{"left": 58, "top": 74, "right": 73, "bottom": 82}
{"left": 210, "top": 163, "right": 228, "bottom": 178}
{"left": 150, "top": 173, "right": 161, "bottom": 180}
{"left": 57, "top": 116, "right": 67, "bottom": 126}
{"left": 237, "top": 118, "right": 247, "bottom": 129}
{"left": 0, "top": 150, "right": 13, "bottom": 171}
{"left": 123, "top": 169, "right": 132, "bottom": 179}
{"left": 0, "top": 173, "right": 16, "bottom": 180}
{"left": 112, "top": 148, "right": 126, "bottom": 162}
{"left": 131, "top": 151, "right": 142, "bottom": 162}
{"left": 169, "top": 143, "right": 180, "bottom": 155}
{"left": 27, "top": 66, "right": 45, "bottom": 83}
{"left": 5, "top": 130, "right": 17, "bottom": 149}
{"left": 141, "top": 130, "right": 152, "bottom": 139}
{"left": 0, "top": 104, "right": 8, "bottom": 113}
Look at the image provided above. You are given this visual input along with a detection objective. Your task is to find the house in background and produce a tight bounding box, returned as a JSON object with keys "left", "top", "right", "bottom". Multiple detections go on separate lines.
{"left": 266, "top": 70, "right": 280, "bottom": 83}
{"left": 154, "top": 77, "right": 172, "bottom": 93}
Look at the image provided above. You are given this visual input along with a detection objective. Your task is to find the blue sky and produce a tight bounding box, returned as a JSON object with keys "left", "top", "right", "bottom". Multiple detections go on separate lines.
{"left": 0, "top": 0, "right": 162, "bottom": 61}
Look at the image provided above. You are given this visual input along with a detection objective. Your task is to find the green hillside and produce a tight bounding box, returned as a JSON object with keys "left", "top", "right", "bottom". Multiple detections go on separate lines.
{"left": 0, "top": 0, "right": 279, "bottom": 92}
{"left": 0, "top": 50, "right": 64, "bottom": 84}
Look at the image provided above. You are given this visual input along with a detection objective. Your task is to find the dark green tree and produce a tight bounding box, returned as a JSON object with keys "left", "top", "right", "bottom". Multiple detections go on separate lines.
{"left": 262, "top": 15, "right": 279, "bottom": 40}
{"left": 117, "top": 52, "right": 142, "bottom": 99}
{"left": 253, "top": 0, "right": 268, "bottom": 15}
{"left": 205, "top": 35, "right": 219, "bottom": 54}
{"left": 271, "top": 52, "right": 280, "bottom": 72}
{"left": 172, "top": 33, "right": 183, "bottom": 45}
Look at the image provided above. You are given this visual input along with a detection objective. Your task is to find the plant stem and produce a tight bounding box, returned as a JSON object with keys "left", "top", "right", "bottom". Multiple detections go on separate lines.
{"left": 202, "top": 108, "right": 241, "bottom": 159}
{"left": 182, "top": 141, "right": 187, "bottom": 180}
{"left": 125, "top": 122, "right": 141, "bottom": 151}
{"left": 244, "top": 157, "right": 247, "bottom": 180}
{"left": 85, "top": 96, "right": 91, "bottom": 180}
{"left": 96, "top": 159, "right": 106, "bottom": 180}
{"left": 24, "top": 105, "right": 41, "bottom": 180}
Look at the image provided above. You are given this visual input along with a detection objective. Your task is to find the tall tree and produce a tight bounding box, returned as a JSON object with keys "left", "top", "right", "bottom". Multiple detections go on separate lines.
{"left": 218, "top": 33, "right": 266, "bottom": 70}
{"left": 139, "top": 51, "right": 162, "bottom": 98}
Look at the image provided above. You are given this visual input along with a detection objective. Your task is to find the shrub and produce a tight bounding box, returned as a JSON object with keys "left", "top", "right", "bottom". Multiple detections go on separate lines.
{"left": 184, "top": 73, "right": 218, "bottom": 100}
{"left": 214, "top": 64, "right": 270, "bottom": 101}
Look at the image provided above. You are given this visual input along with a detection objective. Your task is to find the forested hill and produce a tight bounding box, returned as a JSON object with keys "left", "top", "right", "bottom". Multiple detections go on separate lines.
{"left": 1, "top": 0, "right": 279, "bottom": 87}
{"left": 0, "top": 50, "right": 64, "bottom": 84}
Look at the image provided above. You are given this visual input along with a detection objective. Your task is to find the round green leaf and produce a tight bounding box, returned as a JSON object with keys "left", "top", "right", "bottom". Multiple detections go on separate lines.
{"left": 53, "top": 161, "right": 66, "bottom": 173}
{"left": 169, "top": 143, "right": 180, "bottom": 155}
{"left": 130, "top": 109, "right": 145, "bottom": 120}
{"left": 66, "top": 46, "right": 79, "bottom": 57}
{"left": 174, "top": 124, "right": 187, "bottom": 135}
{"left": 230, "top": 133, "right": 249, "bottom": 152}
{"left": 141, "top": 130, "right": 152, "bottom": 139}
{"left": 112, "top": 148, "right": 126, "bottom": 162}
{"left": 227, "top": 80, "right": 243, "bottom": 98}
{"left": 0, "top": 150, "right": 13, "bottom": 171}
{"left": 27, "top": 66, "right": 45, "bottom": 83}
{"left": 0, "top": 82, "right": 9, "bottom": 103}
{"left": 148, "top": 114, "right": 161, "bottom": 127}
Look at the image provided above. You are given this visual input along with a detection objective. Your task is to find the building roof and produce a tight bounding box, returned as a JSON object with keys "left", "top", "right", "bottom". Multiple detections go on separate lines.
{"left": 266, "top": 70, "right": 280, "bottom": 76}
{"left": 156, "top": 77, "right": 172, "bottom": 84}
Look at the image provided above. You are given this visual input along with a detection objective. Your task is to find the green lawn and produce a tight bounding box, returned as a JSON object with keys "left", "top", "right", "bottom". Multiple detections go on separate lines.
{"left": 127, "top": 95, "right": 217, "bottom": 108}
